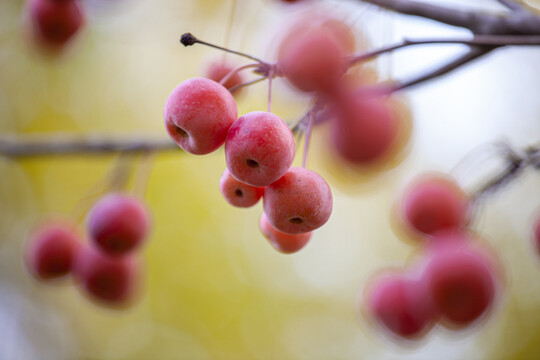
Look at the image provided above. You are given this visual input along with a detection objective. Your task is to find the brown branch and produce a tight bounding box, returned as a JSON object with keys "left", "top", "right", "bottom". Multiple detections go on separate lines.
{"left": 360, "top": 0, "right": 540, "bottom": 35}
{"left": 497, "top": 0, "right": 525, "bottom": 11}
{"left": 359, "top": 0, "right": 502, "bottom": 33}
{"left": 470, "top": 143, "right": 528, "bottom": 202}
{"left": 391, "top": 46, "right": 495, "bottom": 92}
{"left": 348, "top": 35, "right": 540, "bottom": 65}
{"left": 0, "top": 134, "right": 179, "bottom": 157}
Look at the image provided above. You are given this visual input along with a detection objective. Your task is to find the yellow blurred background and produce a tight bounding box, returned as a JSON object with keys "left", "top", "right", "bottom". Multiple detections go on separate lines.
{"left": 2, "top": 0, "right": 540, "bottom": 359}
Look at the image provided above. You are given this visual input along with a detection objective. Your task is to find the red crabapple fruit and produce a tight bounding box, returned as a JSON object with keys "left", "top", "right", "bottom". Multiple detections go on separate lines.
{"left": 364, "top": 272, "right": 437, "bottom": 339}
{"left": 533, "top": 214, "right": 540, "bottom": 256}
{"left": 277, "top": 12, "right": 356, "bottom": 58}
{"left": 219, "top": 168, "right": 264, "bottom": 208}
{"left": 278, "top": 28, "right": 346, "bottom": 93}
{"left": 88, "top": 193, "right": 149, "bottom": 256}
{"left": 401, "top": 173, "right": 470, "bottom": 236}
{"left": 225, "top": 111, "right": 295, "bottom": 187}
{"left": 205, "top": 61, "right": 245, "bottom": 93}
{"left": 263, "top": 167, "right": 332, "bottom": 234}
{"left": 74, "top": 244, "right": 140, "bottom": 307}
{"left": 259, "top": 212, "right": 312, "bottom": 254}
{"left": 331, "top": 92, "right": 399, "bottom": 165}
{"left": 422, "top": 243, "right": 497, "bottom": 327}
{"left": 164, "top": 77, "right": 238, "bottom": 155}
{"left": 25, "top": 221, "right": 80, "bottom": 281}
{"left": 28, "top": 0, "right": 85, "bottom": 49}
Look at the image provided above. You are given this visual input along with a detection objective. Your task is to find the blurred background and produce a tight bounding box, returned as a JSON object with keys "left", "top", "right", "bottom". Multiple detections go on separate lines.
{"left": 2, "top": 0, "right": 540, "bottom": 359}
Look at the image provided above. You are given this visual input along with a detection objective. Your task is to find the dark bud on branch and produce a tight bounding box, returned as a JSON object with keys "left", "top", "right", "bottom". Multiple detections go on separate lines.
{"left": 180, "top": 33, "right": 197, "bottom": 46}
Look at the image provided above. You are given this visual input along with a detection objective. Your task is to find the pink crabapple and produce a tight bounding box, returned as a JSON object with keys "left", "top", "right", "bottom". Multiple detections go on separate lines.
{"left": 400, "top": 173, "right": 470, "bottom": 237}
{"left": 28, "top": 0, "right": 85, "bottom": 49}
{"left": 205, "top": 60, "right": 245, "bottom": 94}
{"left": 421, "top": 240, "right": 498, "bottom": 328}
{"left": 263, "top": 167, "right": 333, "bottom": 234}
{"left": 88, "top": 193, "right": 150, "bottom": 256}
{"left": 219, "top": 168, "right": 264, "bottom": 208}
{"left": 164, "top": 77, "right": 238, "bottom": 155}
{"left": 25, "top": 221, "right": 81, "bottom": 281}
{"left": 278, "top": 27, "right": 346, "bottom": 93}
{"left": 259, "top": 212, "right": 312, "bottom": 254}
{"left": 330, "top": 91, "right": 400, "bottom": 166}
{"left": 225, "top": 111, "right": 295, "bottom": 187}
{"left": 532, "top": 214, "right": 540, "bottom": 257}
{"left": 73, "top": 244, "right": 140, "bottom": 307}
{"left": 364, "top": 271, "right": 437, "bottom": 339}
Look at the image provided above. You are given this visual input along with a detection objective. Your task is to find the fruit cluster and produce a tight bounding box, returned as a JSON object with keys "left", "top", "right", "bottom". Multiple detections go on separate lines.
{"left": 363, "top": 173, "right": 501, "bottom": 339}
{"left": 164, "top": 77, "right": 333, "bottom": 254}
{"left": 25, "top": 193, "right": 150, "bottom": 308}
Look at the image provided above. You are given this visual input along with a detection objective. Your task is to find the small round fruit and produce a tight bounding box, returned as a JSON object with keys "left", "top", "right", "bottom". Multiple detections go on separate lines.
{"left": 422, "top": 243, "right": 497, "bottom": 327}
{"left": 259, "top": 212, "right": 312, "bottom": 254}
{"left": 401, "top": 173, "right": 470, "bottom": 236}
{"left": 225, "top": 111, "right": 295, "bottom": 187}
{"left": 263, "top": 167, "right": 332, "bottom": 234}
{"left": 205, "top": 61, "right": 245, "bottom": 94}
{"left": 532, "top": 214, "right": 540, "bottom": 256}
{"left": 25, "top": 221, "right": 80, "bottom": 281}
{"left": 364, "top": 272, "right": 437, "bottom": 339}
{"left": 279, "top": 29, "right": 345, "bottom": 93}
{"left": 331, "top": 91, "right": 399, "bottom": 165}
{"left": 29, "top": 0, "right": 85, "bottom": 48}
{"left": 164, "top": 77, "right": 238, "bottom": 155}
{"left": 219, "top": 168, "right": 264, "bottom": 208}
{"left": 88, "top": 193, "right": 149, "bottom": 256}
{"left": 73, "top": 244, "right": 140, "bottom": 307}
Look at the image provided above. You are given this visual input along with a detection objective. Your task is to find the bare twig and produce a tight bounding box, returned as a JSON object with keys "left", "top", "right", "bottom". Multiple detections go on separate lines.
{"left": 391, "top": 46, "right": 495, "bottom": 92}
{"left": 359, "top": 0, "right": 500, "bottom": 33}
{"left": 497, "top": 0, "right": 524, "bottom": 11}
{"left": 348, "top": 35, "right": 540, "bottom": 65}
{"left": 360, "top": 0, "right": 540, "bottom": 34}
{"left": 0, "top": 134, "right": 178, "bottom": 157}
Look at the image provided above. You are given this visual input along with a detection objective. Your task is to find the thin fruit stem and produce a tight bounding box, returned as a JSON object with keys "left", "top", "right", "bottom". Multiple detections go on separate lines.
{"left": 267, "top": 68, "right": 273, "bottom": 113}
{"left": 302, "top": 112, "right": 314, "bottom": 168}
{"left": 70, "top": 154, "right": 134, "bottom": 226}
{"left": 223, "top": 0, "right": 238, "bottom": 52}
{"left": 133, "top": 151, "right": 156, "bottom": 199}
{"left": 219, "top": 63, "right": 259, "bottom": 87}
{"left": 180, "top": 33, "right": 267, "bottom": 64}
{"left": 228, "top": 75, "right": 267, "bottom": 93}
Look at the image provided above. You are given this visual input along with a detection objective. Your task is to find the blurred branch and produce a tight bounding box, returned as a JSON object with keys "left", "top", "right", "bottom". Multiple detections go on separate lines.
{"left": 349, "top": 35, "right": 540, "bottom": 65}
{"left": 0, "top": 134, "right": 178, "bottom": 157}
{"left": 497, "top": 0, "right": 525, "bottom": 11}
{"left": 391, "top": 46, "right": 495, "bottom": 92}
{"left": 471, "top": 142, "right": 540, "bottom": 203}
{"left": 360, "top": 0, "right": 540, "bottom": 34}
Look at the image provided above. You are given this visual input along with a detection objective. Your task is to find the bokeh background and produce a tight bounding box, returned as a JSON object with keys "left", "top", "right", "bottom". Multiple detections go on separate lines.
{"left": 2, "top": 0, "right": 540, "bottom": 359}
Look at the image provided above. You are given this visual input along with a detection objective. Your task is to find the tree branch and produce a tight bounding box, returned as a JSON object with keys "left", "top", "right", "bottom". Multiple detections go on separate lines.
{"left": 497, "top": 0, "right": 524, "bottom": 11}
{"left": 360, "top": 0, "right": 540, "bottom": 35}
{"left": 348, "top": 35, "right": 540, "bottom": 65}
{"left": 391, "top": 46, "right": 495, "bottom": 92}
{"left": 359, "top": 0, "right": 500, "bottom": 33}
{"left": 0, "top": 134, "right": 178, "bottom": 157}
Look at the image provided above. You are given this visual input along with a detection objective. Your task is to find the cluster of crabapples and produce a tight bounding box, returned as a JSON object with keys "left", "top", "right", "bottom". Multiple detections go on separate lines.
{"left": 164, "top": 77, "right": 332, "bottom": 254}
{"left": 25, "top": 193, "right": 150, "bottom": 308}
{"left": 24, "top": 0, "right": 86, "bottom": 52}
{"left": 363, "top": 173, "right": 502, "bottom": 340}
